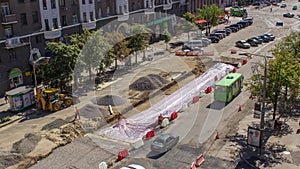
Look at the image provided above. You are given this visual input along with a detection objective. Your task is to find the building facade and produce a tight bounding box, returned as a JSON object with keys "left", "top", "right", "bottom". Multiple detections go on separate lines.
{"left": 0, "top": 0, "right": 223, "bottom": 96}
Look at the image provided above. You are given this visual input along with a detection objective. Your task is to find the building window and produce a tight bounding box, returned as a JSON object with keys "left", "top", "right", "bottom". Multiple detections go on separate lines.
{"left": 18, "top": 0, "right": 25, "bottom": 3}
{"left": 106, "top": 7, "right": 110, "bottom": 16}
{"left": 44, "top": 19, "right": 50, "bottom": 30}
{"left": 90, "top": 12, "right": 94, "bottom": 21}
{"left": 53, "top": 18, "right": 58, "bottom": 29}
{"left": 89, "top": 0, "right": 93, "bottom": 4}
{"left": 131, "top": 2, "right": 135, "bottom": 11}
{"left": 82, "top": 0, "right": 85, "bottom": 5}
{"left": 9, "top": 50, "right": 17, "bottom": 60}
{"left": 1, "top": 4, "right": 10, "bottom": 16}
{"left": 60, "top": 0, "right": 65, "bottom": 7}
{"left": 43, "top": 0, "right": 47, "bottom": 10}
{"left": 83, "top": 12, "right": 87, "bottom": 22}
{"left": 4, "top": 26, "right": 13, "bottom": 38}
{"left": 31, "top": 0, "right": 37, "bottom": 2}
{"left": 72, "top": 14, "right": 78, "bottom": 24}
{"left": 72, "top": 0, "right": 77, "bottom": 5}
{"left": 124, "top": 5, "right": 128, "bottom": 13}
{"left": 61, "top": 15, "right": 67, "bottom": 26}
{"left": 35, "top": 35, "right": 42, "bottom": 43}
{"left": 20, "top": 13, "right": 27, "bottom": 25}
{"left": 32, "top": 11, "right": 38, "bottom": 23}
{"left": 119, "top": 6, "right": 122, "bottom": 14}
{"left": 51, "top": 0, "right": 56, "bottom": 9}
{"left": 98, "top": 8, "right": 101, "bottom": 18}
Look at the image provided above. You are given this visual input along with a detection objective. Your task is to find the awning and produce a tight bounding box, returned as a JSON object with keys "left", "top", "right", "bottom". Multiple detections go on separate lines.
{"left": 9, "top": 68, "right": 22, "bottom": 79}
{"left": 195, "top": 19, "right": 207, "bottom": 24}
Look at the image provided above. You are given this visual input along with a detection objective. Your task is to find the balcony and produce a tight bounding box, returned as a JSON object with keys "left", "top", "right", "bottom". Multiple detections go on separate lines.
{"left": 5, "top": 37, "right": 29, "bottom": 49}
{"left": 2, "top": 14, "right": 18, "bottom": 25}
{"left": 144, "top": 6, "right": 155, "bottom": 14}
{"left": 81, "top": 21, "right": 96, "bottom": 30}
{"left": 163, "top": 3, "right": 172, "bottom": 10}
{"left": 117, "top": 13, "right": 129, "bottom": 21}
{"left": 44, "top": 28, "right": 62, "bottom": 39}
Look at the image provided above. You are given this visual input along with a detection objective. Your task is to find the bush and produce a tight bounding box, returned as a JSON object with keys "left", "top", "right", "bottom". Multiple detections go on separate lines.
{"left": 0, "top": 116, "right": 11, "bottom": 124}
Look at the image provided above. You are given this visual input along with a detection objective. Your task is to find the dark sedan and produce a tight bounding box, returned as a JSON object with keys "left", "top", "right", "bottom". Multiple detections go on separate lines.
{"left": 246, "top": 38, "right": 259, "bottom": 47}
{"left": 169, "top": 41, "right": 184, "bottom": 49}
{"left": 250, "top": 37, "right": 263, "bottom": 44}
{"left": 258, "top": 35, "right": 270, "bottom": 43}
{"left": 208, "top": 35, "right": 220, "bottom": 43}
{"left": 283, "top": 13, "right": 294, "bottom": 18}
{"left": 263, "top": 33, "right": 275, "bottom": 41}
{"left": 151, "top": 133, "right": 179, "bottom": 153}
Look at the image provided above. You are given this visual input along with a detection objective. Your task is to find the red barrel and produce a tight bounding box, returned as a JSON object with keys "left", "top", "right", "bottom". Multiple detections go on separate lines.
{"left": 170, "top": 112, "right": 178, "bottom": 120}
{"left": 193, "top": 96, "right": 199, "bottom": 103}
{"left": 118, "top": 148, "right": 129, "bottom": 161}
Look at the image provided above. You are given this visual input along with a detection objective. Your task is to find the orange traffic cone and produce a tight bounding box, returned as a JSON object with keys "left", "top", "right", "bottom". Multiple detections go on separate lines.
{"left": 238, "top": 105, "right": 242, "bottom": 111}
{"left": 215, "top": 132, "right": 220, "bottom": 140}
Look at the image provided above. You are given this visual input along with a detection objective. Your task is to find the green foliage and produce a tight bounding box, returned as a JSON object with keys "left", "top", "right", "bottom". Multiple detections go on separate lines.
{"left": 0, "top": 116, "right": 11, "bottom": 124}
{"left": 196, "top": 4, "right": 224, "bottom": 31}
{"left": 162, "top": 29, "right": 171, "bottom": 50}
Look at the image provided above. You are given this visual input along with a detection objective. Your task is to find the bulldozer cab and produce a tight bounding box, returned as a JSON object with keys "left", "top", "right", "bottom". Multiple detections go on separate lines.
{"left": 43, "top": 88, "right": 59, "bottom": 102}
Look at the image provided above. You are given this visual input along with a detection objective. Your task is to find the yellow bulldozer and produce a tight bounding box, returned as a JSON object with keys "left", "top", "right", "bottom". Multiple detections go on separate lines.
{"left": 36, "top": 86, "right": 73, "bottom": 112}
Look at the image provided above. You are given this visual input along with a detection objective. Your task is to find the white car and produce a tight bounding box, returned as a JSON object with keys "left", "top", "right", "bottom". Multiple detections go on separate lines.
{"left": 120, "top": 164, "right": 145, "bottom": 169}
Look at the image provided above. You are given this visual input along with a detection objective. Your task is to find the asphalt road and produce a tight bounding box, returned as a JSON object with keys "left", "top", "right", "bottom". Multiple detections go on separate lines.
{"left": 29, "top": 1, "right": 300, "bottom": 169}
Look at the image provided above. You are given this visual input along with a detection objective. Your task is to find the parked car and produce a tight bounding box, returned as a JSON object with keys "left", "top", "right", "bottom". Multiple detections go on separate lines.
{"left": 224, "top": 28, "right": 232, "bottom": 34}
{"left": 214, "top": 29, "right": 229, "bottom": 36}
{"left": 250, "top": 37, "right": 263, "bottom": 44}
{"left": 283, "top": 12, "right": 294, "bottom": 18}
{"left": 263, "top": 33, "right": 275, "bottom": 41}
{"left": 169, "top": 41, "right": 184, "bottom": 49}
{"left": 280, "top": 3, "right": 287, "bottom": 8}
{"left": 258, "top": 35, "right": 270, "bottom": 42}
{"left": 229, "top": 24, "right": 242, "bottom": 30}
{"left": 237, "top": 21, "right": 249, "bottom": 27}
{"left": 292, "top": 5, "right": 297, "bottom": 10}
{"left": 225, "top": 26, "right": 238, "bottom": 32}
{"left": 201, "top": 38, "right": 212, "bottom": 46}
{"left": 246, "top": 38, "right": 259, "bottom": 47}
{"left": 243, "top": 18, "right": 254, "bottom": 25}
{"left": 210, "top": 32, "right": 224, "bottom": 39}
{"left": 208, "top": 36, "right": 220, "bottom": 43}
{"left": 236, "top": 40, "right": 251, "bottom": 49}
{"left": 120, "top": 164, "right": 145, "bottom": 169}
{"left": 151, "top": 133, "right": 179, "bottom": 153}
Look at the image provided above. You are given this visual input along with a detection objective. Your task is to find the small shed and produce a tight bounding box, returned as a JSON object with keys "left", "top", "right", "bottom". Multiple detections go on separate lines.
{"left": 6, "top": 86, "right": 35, "bottom": 112}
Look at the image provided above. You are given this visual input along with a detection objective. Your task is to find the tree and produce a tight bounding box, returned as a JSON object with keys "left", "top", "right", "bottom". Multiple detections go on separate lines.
{"left": 162, "top": 29, "right": 171, "bottom": 50}
{"left": 197, "top": 4, "right": 224, "bottom": 34}
{"left": 126, "top": 24, "right": 151, "bottom": 64}
{"left": 38, "top": 42, "right": 79, "bottom": 92}
{"left": 246, "top": 32, "right": 300, "bottom": 120}
{"left": 104, "top": 31, "right": 131, "bottom": 69}
{"left": 180, "top": 12, "right": 198, "bottom": 41}
{"left": 80, "top": 29, "right": 112, "bottom": 83}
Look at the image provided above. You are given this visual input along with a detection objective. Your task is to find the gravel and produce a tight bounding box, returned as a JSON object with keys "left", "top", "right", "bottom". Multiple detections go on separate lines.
{"left": 80, "top": 103, "right": 110, "bottom": 118}
{"left": 91, "top": 95, "right": 126, "bottom": 106}
{"left": 11, "top": 133, "right": 41, "bottom": 154}
{"left": 0, "top": 151, "right": 25, "bottom": 169}
{"left": 129, "top": 74, "right": 169, "bottom": 91}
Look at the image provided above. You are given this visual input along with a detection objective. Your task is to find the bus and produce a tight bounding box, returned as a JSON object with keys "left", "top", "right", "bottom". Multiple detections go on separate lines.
{"left": 230, "top": 7, "right": 248, "bottom": 18}
{"left": 214, "top": 73, "right": 244, "bottom": 102}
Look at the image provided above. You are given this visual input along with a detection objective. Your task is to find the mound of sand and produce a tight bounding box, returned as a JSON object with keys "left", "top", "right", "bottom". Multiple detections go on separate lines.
{"left": 11, "top": 133, "right": 41, "bottom": 154}
{"left": 0, "top": 152, "right": 25, "bottom": 169}
{"left": 91, "top": 95, "right": 126, "bottom": 106}
{"left": 80, "top": 104, "right": 110, "bottom": 118}
{"left": 129, "top": 74, "right": 169, "bottom": 91}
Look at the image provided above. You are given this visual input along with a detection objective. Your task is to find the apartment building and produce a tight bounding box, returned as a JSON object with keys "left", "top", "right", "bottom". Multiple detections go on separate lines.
{"left": 0, "top": 0, "right": 223, "bottom": 96}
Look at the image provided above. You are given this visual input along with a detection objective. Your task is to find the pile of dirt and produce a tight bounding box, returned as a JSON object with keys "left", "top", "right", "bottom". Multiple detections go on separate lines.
{"left": 129, "top": 74, "right": 170, "bottom": 91}
{"left": 91, "top": 95, "right": 126, "bottom": 106}
{"left": 41, "top": 119, "right": 68, "bottom": 131}
{"left": 0, "top": 152, "right": 25, "bottom": 169}
{"left": 11, "top": 133, "right": 41, "bottom": 154}
{"left": 45, "top": 122, "right": 85, "bottom": 146}
{"left": 80, "top": 103, "right": 110, "bottom": 118}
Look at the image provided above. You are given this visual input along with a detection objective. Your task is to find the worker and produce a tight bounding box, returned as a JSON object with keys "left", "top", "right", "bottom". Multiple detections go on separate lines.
{"left": 158, "top": 113, "right": 163, "bottom": 125}
{"left": 72, "top": 106, "right": 80, "bottom": 122}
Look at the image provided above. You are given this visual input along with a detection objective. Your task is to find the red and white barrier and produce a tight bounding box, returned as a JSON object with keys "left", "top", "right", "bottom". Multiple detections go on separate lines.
{"left": 195, "top": 154, "right": 205, "bottom": 167}
{"left": 190, "top": 162, "right": 197, "bottom": 169}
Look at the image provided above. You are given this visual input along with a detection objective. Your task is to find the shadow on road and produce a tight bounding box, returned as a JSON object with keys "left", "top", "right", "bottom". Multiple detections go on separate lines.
{"left": 206, "top": 101, "right": 227, "bottom": 110}
{"left": 146, "top": 151, "right": 167, "bottom": 159}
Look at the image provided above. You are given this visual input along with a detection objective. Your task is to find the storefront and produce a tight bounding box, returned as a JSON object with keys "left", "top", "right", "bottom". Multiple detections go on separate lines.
{"left": 6, "top": 86, "right": 35, "bottom": 112}
{"left": 9, "top": 68, "right": 23, "bottom": 89}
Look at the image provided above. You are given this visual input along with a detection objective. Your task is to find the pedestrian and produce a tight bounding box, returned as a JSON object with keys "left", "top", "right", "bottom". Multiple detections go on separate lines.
{"left": 270, "top": 7, "right": 272, "bottom": 12}
{"left": 4, "top": 94, "right": 8, "bottom": 104}
{"left": 73, "top": 106, "right": 80, "bottom": 122}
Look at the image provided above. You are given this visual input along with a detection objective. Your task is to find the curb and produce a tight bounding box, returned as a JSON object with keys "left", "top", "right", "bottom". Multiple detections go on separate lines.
{"left": 0, "top": 116, "right": 23, "bottom": 128}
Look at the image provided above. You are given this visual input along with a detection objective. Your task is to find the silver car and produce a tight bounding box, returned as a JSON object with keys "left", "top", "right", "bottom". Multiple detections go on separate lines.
{"left": 151, "top": 133, "right": 179, "bottom": 153}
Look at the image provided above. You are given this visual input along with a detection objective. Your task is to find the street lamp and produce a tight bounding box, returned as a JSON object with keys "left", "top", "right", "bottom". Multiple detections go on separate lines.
{"left": 246, "top": 52, "right": 273, "bottom": 130}
{"left": 31, "top": 57, "right": 50, "bottom": 95}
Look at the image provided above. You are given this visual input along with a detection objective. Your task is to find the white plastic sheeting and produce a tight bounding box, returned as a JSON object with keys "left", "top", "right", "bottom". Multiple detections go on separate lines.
{"left": 98, "top": 63, "right": 235, "bottom": 143}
